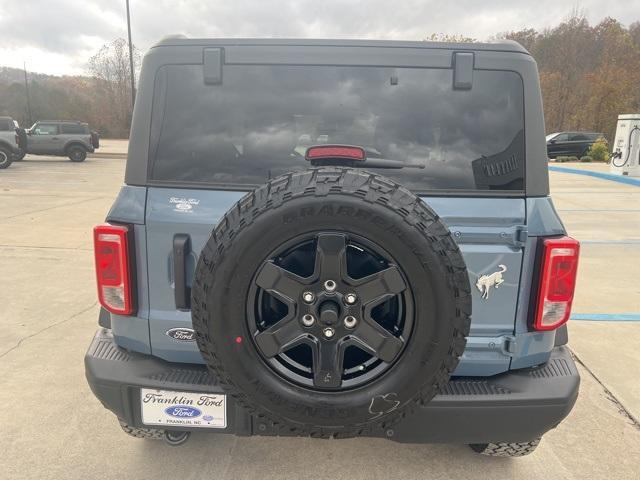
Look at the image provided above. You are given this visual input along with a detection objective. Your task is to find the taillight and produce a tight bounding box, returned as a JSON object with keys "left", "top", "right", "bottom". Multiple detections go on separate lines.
{"left": 93, "top": 223, "right": 134, "bottom": 315}
{"left": 305, "top": 145, "right": 366, "bottom": 161}
{"left": 533, "top": 236, "right": 580, "bottom": 331}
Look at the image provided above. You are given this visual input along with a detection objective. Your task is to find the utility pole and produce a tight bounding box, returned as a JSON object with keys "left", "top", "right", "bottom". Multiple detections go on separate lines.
{"left": 125, "top": 0, "right": 136, "bottom": 110}
{"left": 23, "top": 62, "right": 33, "bottom": 126}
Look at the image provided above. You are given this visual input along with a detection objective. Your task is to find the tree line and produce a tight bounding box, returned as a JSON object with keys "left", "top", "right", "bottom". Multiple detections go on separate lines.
{"left": 0, "top": 38, "right": 139, "bottom": 138}
{"left": 501, "top": 14, "right": 640, "bottom": 143}
{"left": 0, "top": 15, "right": 638, "bottom": 141}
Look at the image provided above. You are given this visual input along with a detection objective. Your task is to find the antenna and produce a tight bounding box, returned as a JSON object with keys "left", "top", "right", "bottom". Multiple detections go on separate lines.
{"left": 125, "top": 0, "right": 136, "bottom": 110}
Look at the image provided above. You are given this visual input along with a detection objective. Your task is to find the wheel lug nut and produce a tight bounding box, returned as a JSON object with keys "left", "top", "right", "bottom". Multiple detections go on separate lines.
{"left": 343, "top": 316, "right": 357, "bottom": 329}
{"left": 323, "top": 327, "right": 335, "bottom": 338}
{"left": 301, "top": 314, "right": 316, "bottom": 327}
{"left": 323, "top": 280, "right": 337, "bottom": 292}
{"left": 344, "top": 293, "right": 357, "bottom": 305}
{"left": 302, "top": 291, "right": 315, "bottom": 304}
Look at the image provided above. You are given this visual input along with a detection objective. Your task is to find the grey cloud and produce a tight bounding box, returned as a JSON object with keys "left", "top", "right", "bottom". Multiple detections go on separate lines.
{"left": 127, "top": 0, "right": 640, "bottom": 47}
{"left": 0, "top": 0, "right": 122, "bottom": 54}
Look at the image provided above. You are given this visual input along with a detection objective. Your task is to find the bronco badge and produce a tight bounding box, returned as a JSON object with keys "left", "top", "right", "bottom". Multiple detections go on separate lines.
{"left": 476, "top": 265, "right": 507, "bottom": 299}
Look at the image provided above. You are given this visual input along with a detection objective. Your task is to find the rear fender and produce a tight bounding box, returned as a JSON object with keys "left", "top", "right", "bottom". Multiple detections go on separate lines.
{"left": 64, "top": 140, "right": 92, "bottom": 154}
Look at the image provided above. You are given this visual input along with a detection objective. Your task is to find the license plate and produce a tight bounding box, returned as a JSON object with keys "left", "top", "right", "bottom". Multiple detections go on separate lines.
{"left": 140, "top": 389, "right": 227, "bottom": 429}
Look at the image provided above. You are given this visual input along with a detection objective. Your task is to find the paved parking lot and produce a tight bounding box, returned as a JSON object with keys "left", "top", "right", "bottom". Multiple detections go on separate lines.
{"left": 1, "top": 147, "right": 639, "bottom": 480}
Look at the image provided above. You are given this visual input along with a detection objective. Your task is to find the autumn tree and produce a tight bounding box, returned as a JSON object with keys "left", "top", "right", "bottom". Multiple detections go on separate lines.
{"left": 629, "top": 21, "right": 640, "bottom": 47}
{"left": 501, "top": 14, "right": 640, "bottom": 143}
{"left": 87, "top": 38, "right": 140, "bottom": 137}
{"left": 577, "top": 19, "right": 640, "bottom": 137}
{"left": 426, "top": 33, "right": 476, "bottom": 43}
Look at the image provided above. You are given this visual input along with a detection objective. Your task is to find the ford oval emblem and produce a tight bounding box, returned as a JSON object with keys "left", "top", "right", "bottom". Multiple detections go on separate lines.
{"left": 166, "top": 327, "right": 196, "bottom": 342}
{"left": 164, "top": 405, "right": 202, "bottom": 418}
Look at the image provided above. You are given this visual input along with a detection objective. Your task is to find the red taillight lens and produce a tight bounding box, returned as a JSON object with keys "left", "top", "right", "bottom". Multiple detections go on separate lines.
{"left": 93, "top": 223, "right": 134, "bottom": 315}
{"left": 533, "top": 236, "right": 580, "bottom": 331}
{"left": 305, "top": 145, "right": 366, "bottom": 161}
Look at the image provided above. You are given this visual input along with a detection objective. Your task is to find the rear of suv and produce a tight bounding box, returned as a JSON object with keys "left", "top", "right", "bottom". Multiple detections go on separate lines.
{"left": 85, "top": 38, "right": 580, "bottom": 456}
{"left": 21, "top": 120, "right": 99, "bottom": 162}
{"left": 0, "top": 115, "right": 21, "bottom": 169}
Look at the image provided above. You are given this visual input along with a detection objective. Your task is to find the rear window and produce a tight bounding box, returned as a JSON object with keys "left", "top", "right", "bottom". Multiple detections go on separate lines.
{"left": 149, "top": 64, "right": 525, "bottom": 192}
{"left": 60, "top": 124, "right": 89, "bottom": 134}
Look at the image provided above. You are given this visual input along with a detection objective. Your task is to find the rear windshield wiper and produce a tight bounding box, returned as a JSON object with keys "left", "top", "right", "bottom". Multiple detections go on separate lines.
{"left": 304, "top": 145, "right": 425, "bottom": 170}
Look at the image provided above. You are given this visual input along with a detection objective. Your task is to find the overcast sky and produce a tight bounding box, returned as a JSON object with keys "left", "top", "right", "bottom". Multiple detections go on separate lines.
{"left": 0, "top": 0, "right": 638, "bottom": 76}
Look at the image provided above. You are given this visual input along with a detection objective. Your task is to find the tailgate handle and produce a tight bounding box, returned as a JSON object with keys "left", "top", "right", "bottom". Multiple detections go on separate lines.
{"left": 173, "top": 234, "right": 191, "bottom": 310}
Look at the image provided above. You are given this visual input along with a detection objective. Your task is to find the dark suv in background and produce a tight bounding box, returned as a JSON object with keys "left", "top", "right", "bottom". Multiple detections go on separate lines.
{"left": 546, "top": 131, "right": 604, "bottom": 159}
{"left": 19, "top": 120, "right": 99, "bottom": 162}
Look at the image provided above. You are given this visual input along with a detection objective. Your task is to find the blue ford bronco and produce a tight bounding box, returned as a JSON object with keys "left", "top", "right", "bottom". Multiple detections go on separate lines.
{"left": 85, "top": 38, "right": 580, "bottom": 455}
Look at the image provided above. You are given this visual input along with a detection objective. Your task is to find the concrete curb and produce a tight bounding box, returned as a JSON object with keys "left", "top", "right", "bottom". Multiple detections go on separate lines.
{"left": 88, "top": 152, "right": 127, "bottom": 159}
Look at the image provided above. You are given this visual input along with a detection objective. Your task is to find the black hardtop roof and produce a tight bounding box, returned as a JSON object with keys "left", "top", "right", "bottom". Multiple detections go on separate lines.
{"left": 151, "top": 36, "right": 529, "bottom": 55}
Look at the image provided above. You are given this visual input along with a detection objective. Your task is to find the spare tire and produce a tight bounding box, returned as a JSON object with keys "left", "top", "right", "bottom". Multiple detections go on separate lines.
{"left": 16, "top": 128, "right": 28, "bottom": 150}
{"left": 90, "top": 131, "right": 100, "bottom": 149}
{"left": 191, "top": 168, "right": 471, "bottom": 437}
{"left": 0, "top": 146, "right": 13, "bottom": 169}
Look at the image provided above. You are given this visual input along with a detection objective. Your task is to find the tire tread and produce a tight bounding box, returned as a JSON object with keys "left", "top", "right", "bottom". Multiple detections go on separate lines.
{"left": 470, "top": 438, "right": 541, "bottom": 457}
{"left": 118, "top": 419, "right": 164, "bottom": 440}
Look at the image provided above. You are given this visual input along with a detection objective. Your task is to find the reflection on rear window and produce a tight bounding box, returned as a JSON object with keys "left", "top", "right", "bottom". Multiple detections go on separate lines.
{"left": 150, "top": 64, "right": 525, "bottom": 192}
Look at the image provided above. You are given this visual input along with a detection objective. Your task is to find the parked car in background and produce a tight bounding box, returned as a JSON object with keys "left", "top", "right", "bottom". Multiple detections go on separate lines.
{"left": 20, "top": 120, "right": 99, "bottom": 162}
{"left": 546, "top": 131, "right": 605, "bottom": 159}
{"left": 0, "top": 115, "right": 22, "bottom": 169}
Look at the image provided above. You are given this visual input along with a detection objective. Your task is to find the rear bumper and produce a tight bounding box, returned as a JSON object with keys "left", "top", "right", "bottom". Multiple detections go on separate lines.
{"left": 85, "top": 328, "right": 579, "bottom": 444}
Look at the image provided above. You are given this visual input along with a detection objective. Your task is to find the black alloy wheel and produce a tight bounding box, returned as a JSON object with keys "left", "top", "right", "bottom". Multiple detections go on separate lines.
{"left": 68, "top": 146, "right": 87, "bottom": 162}
{"left": 0, "top": 147, "right": 12, "bottom": 169}
{"left": 248, "top": 232, "right": 413, "bottom": 390}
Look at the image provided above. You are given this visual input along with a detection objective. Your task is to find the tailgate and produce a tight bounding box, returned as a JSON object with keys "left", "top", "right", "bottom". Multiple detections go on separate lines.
{"left": 144, "top": 188, "right": 525, "bottom": 376}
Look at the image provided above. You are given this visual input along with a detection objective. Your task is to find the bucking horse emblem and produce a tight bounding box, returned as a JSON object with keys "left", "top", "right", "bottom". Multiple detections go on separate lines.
{"left": 476, "top": 265, "right": 507, "bottom": 299}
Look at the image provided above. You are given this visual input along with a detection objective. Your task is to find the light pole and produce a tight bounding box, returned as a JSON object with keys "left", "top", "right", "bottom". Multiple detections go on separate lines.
{"left": 23, "top": 62, "right": 33, "bottom": 126}
{"left": 125, "top": 0, "right": 136, "bottom": 110}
